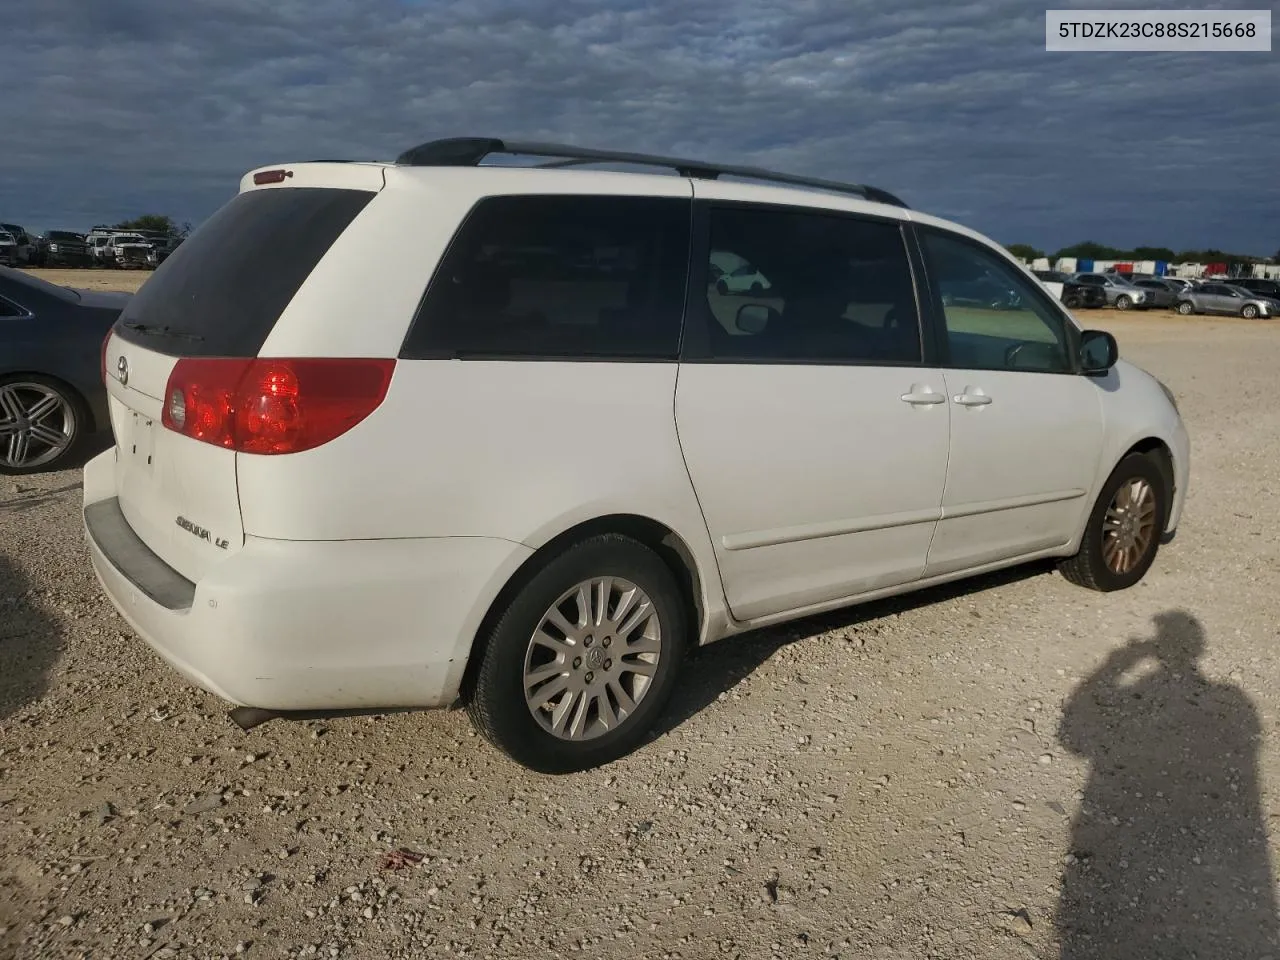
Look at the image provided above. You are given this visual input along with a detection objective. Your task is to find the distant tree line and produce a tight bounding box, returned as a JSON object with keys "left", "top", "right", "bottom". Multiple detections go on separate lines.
{"left": 1005, "top": 241, "right": 1276, "bottom": 264}
{"left": 113, "top": 215, "right": 191, "bottom": 238}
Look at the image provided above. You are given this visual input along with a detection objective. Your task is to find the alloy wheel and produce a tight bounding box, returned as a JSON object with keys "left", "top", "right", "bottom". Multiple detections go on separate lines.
{"left": 0, "top": 382, "right": 76, "bottom": 470}
{"left": 1101, "top": 478, "right": 1158, "bottom": 575}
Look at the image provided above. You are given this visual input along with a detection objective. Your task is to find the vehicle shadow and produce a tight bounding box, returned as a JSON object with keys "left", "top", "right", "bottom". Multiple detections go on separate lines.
{"left": 1056, "top": 611, "right": 1279, "bottom": 958}
{"left": 654, "top": 560, "right": 1056, "bottom": 738}
{"left": 0, "top": 551, "right": 62, "bottom": 722}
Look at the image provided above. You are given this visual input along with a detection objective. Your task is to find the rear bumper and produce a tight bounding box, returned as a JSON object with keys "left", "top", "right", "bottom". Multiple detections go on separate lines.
{"left": 83, "top": 450, "right": 532, "bottom": 711}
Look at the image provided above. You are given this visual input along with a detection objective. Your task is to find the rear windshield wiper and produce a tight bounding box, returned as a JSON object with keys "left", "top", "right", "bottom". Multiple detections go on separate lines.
{"left": 121, "top": 321, "right": 205, "bottom": 342}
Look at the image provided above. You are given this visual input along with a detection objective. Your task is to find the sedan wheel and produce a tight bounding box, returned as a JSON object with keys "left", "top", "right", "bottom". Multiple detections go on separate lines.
{"left": 0, "top": 378, "right": 82, "bottom": 474}
{"left": 1242, "top": 304, "right": 1259, "bottom": 319}
{"left": 1115, "top": 295, "right": 1132, "bottom": 311}
{"left": 1176, "top": 301, "right": 1195, "bottom": 316}
{"left": 467, "top": 534, "right": 687, "bottom": 772}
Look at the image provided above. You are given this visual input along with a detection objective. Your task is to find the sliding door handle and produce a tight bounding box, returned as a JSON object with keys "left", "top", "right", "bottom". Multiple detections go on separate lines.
{"left": 900, "top": 389, "right": 946, "bottom": 405}
{"left": 953, "top": 388, "right": 992, "bottom": 406}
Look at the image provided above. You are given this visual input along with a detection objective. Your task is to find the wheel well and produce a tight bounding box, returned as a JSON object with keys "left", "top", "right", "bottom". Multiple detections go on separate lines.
{"left": 1126, "top": 438, "right": 1175, "bottom": 523}
{"left": 457, "top": 515, "right": 706, "bottom": 705}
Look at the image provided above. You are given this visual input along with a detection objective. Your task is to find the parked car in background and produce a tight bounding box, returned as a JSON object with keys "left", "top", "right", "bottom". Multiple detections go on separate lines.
{"left": 1060, "top": 280, "right": 1108, "bottom": 309}
{"left": 1235, "top": 278, "right": 1280, "bottom": 300}
{"left": 1162, "top": 278, "right": 1195, "bottom": 295}
{"left": 1176, "top": 283, "right": 1279, "bottom": 319}
{"left": 42, "top": 230, "right": 92, "bottom": 267}
{"left": 0, "top": 266, "right": 130, "bottom": 473}
{"left": 1074, "top": 273, "right": 1148, "bottom": 310}
{"left": 0, "top": 223, "right": 34, "bottom": 264}
{"left": 103, "top": 233, "right": 153, "bottom": 269}
{"left": 154, "top": 236, "right": 183, "bottom": 265}
{"left": 0, "top": 231, "right": 17, "bottom": 266}
{"left": 1130, "top": 278, "right": 1180, "bottom": 309}
{"left": 84, "top": 138, "right": 1189, "bottom": 773}
{"left": 1033, "top": 270, "right": 1071, "bottom": 300}
{"left": 709, "top": 251, "right": 772, "bottom": 295}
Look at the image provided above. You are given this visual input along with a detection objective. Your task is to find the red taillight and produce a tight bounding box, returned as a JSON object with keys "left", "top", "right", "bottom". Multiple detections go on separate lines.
{"left": 161, "top": 358, "right": 395, "bottom": 454}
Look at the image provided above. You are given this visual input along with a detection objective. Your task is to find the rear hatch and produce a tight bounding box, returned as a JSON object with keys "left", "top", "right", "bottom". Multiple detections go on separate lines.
{"left": 103, "top": 174, "right": 379, "bottom": 583}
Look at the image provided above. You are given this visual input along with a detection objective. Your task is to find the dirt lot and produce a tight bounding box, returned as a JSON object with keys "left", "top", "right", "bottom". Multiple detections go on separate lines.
{"left": 3, "top": 271, "right": 1280, "bottom": 959}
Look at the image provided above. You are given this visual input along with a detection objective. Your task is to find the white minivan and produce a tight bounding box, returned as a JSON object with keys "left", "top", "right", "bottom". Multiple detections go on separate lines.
{"left": 84, "top": 138, "right": 1190, "bottom": 772}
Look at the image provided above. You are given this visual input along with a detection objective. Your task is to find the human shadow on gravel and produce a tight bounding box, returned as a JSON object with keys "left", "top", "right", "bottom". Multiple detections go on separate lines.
{"left": 0, "top": 550, "right": 62, "bottom": 722}
{"left": 655, "top": 560, "right": 1055, "bottom": 738}
{"left": 1056, "top": 611, "right": 1279, "bottom": 959}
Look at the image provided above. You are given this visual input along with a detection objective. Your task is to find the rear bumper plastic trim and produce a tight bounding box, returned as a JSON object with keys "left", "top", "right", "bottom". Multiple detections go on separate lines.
{"left": 84, "top": 497, "right": 196, "bottom": 611}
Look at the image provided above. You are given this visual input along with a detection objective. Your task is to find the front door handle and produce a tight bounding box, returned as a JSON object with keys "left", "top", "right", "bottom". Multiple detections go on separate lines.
{"left": 953, "top": 387, "right": 992, "bottom": 406}
{"left": 900, "top": 386, "right": 946, "bottom": 405}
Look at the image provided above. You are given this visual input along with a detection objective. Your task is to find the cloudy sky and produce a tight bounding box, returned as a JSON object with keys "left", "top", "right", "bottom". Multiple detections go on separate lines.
{"left": 3, "top": 0, "right": 1277, "bottom": 254}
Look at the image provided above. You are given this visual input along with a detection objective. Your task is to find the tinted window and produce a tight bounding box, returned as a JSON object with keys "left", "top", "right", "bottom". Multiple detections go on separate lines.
{"left": 114, "top": 187, "right": 373, "bottom": 358}
{"left": 924, "top": 231, "right": 1073, "bottom": 374}
{"left": 404, "top": 195, "right": 690, "bottom": 360}
{"left": 1079, "top": 275, "right": 1103, "bottom": 286}
{"left": 696, "top": 205, "right": 920, "bottom": 364}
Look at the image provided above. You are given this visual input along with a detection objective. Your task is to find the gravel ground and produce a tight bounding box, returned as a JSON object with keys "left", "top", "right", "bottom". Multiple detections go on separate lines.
{"left": 3, "top": 280, "right": 1280, "bottom": 958}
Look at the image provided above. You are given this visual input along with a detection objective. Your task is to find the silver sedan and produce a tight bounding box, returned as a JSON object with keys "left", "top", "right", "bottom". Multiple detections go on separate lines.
{"left": 1175, "top": 283, "right": 1278, "bottom": 319}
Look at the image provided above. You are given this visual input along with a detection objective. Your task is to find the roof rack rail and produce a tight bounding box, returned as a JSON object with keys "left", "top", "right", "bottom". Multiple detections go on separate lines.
{"left": 394, "top": 137, "right": 907, "bottom": 208}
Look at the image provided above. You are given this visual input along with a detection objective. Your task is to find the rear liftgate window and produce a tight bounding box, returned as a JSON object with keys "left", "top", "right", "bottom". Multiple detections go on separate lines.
{"left": 401, "top": 195, "right": 692, "bottom": 360}
{"left": 112, "top": 188, "right": 374, "bottom": 358}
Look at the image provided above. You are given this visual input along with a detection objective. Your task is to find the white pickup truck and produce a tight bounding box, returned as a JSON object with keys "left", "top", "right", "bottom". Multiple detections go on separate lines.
{"left": 87, "top": 231, "right": 154, "bottom": 269}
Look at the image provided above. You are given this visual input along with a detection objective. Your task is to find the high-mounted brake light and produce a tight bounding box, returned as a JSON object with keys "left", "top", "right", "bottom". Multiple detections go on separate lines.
{"left": 161, "top": 358, "right": 395, "bottom": 454}
{"left": 253, "top": 169, "right": 293, "bottom": 185}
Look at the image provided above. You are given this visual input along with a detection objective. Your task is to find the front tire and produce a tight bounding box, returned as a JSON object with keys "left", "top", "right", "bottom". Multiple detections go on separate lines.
{"left": 1176, "top": 300, "right": 1194, "bottom": 316}
{"left": 1115, "top": 295, "right": 1133, "bottom": 311}
{"left": 1060, "top": 453, "right": 1167, "bottom": 592}
{"left": 466, "top": 535, "right": 688, "bottom": 773}
{"left": 1242, "top": 304, "right": 1259, "bottom": 319}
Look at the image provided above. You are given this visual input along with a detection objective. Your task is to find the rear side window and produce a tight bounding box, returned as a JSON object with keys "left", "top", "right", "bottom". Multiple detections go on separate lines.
{"left": 402, "top": 195, "right": 691, "bottom": 360}
{"left": 691, "top": 205, "right": 922, "bottom": 364}
{"left": 113, "top": 188, "right": 373, "bottom": 358}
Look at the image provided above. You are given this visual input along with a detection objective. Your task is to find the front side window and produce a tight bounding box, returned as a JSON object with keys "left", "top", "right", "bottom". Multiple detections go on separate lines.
{"left": 924, "top": 231, "right": 1073, "bottom": 374}
{"left": 698, "top": 205, "right": 921, "bottom": 364}
{"left": 405, "top": 195, "right": 691, "bottom": 360}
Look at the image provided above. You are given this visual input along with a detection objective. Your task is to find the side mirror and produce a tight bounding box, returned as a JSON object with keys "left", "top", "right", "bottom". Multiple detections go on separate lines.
{"left": 1080, "top": 329, "right": 1118, "bottom": 374}
{"left": 735, "top": 303, "right": 776, "bottom": 334}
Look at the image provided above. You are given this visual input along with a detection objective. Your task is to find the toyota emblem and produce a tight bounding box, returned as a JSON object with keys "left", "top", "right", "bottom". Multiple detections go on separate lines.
{"left": 116, "top": 354, "right": 130, "bottom": 386}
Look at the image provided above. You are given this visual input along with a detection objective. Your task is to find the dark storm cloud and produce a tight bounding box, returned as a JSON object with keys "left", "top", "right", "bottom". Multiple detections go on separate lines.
{"left": 2, "top": 0, "right": 1276, "bottom": 251}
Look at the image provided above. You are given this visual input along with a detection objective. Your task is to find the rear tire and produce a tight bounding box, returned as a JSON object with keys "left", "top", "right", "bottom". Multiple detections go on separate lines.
{"left": 1060, "top": 453, "right": 1167, "bottom": 592}
{"left": 1063, "top": 294, "right": 1082, "bottom": 308}
{"left": 0, "top": 375, "right": 87, "bottom": 475}
{"left": 466, "top": 534, "right": 688, "bottom": 773}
